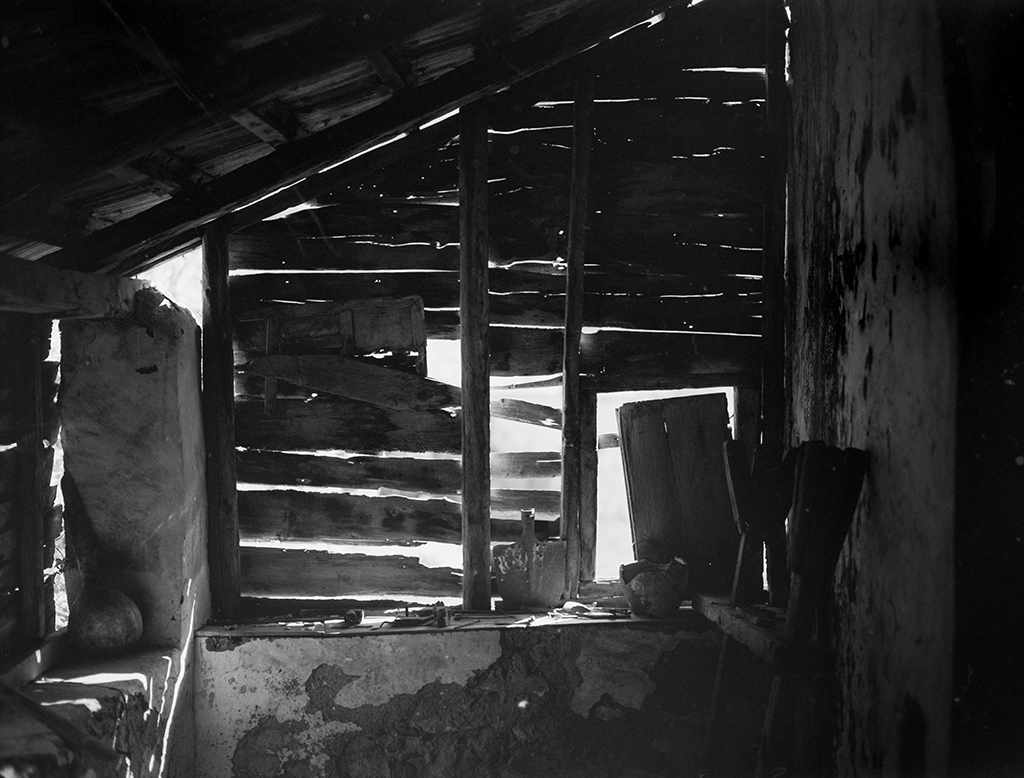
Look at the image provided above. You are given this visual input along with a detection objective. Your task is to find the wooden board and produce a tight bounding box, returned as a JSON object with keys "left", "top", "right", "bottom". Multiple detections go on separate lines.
{"left": 237, "top": 490, "right": 560, "bottom": 544}
{"left": 238, "top": 355, "right": 458, "bottom": 412}
{"left": 617, "top": 394, "right": 738, "bottom": 589}
{"left": 235, "top": 396, "right": 461, "bottom": 454}
{"left": 237, "top": 354, "right": 562, "bottom": 429}
{"left": 491, "top": 451, "right": 561, "bottom": 480}
{"left": 233, "top": 296, "right": 426, "bottom": 363}
{"left": 237, "top": 451, "right": 463, "bottom": 493}
{"left": 617, "top": 400, "right": 688, "bottom": 563}
{"left": 229, "top": 236, "right": 460, "bottom": 272}
{"left": 249, "top": 208, "right": 764, "bottom": 275}
{"left": 228, "top": 267, "right": 761, "bottom": 314}
{"left": 488, "top": 327, "right": 762, "bottom": 380}
{"left": 662, "top": 394, "right": 737, "bottom": 563}
{"left": 239, "top": 547, "right": 463, "bottom": 598}
{"left": 237, "top": 449, "right": 558, "bottom": 490}
{"left": 424, "top": 294, "right": 763, "bottom": 338}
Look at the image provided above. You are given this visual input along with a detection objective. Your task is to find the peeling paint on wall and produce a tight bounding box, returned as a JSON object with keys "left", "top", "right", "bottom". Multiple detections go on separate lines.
{"left": 194, "top": 620, "right": 759, "bottom": 778}
{"left": 788, "top": 2, "right": 957, "bottom": 775}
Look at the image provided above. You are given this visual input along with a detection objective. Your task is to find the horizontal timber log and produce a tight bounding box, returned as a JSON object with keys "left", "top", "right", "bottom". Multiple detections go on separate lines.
{"left": 229, "top": 235, "right": 461, "bottom": 272}
{"left": 489, "top": 100, "right": 765, "bottom": 154}
{"left": 228, "top": 268, "right": 761, "bottom": 313}
{"left": 237, "top": 451, "right": 462, "bottom": 492}
{"left": 235, "top": 396, "right": 460, "bottom": 454}
{"left": 0, "top": 255, "right": 142, "bottom": 319}
{"left": 424, "top": 295, "right": 762, "bottom": 338}
{"left": 486, "top": 327, "right": 762, "bottom": 379}
{"left": 239, "top": 355, "right": 458, "bottom": 412}
{"left": 237, "top": 490, "right": 560, "bottom": 545}
{"left": 236, "top": 355, "right": 562, "bottom": 428}
{"left": 239, "top": 547, "right": 463, "bottom": 598}
{"left": 492, "top": 451, "right": 562, "bottom": 479}
{"left": 236, "top": 450, "right": 560, "bottom": 490}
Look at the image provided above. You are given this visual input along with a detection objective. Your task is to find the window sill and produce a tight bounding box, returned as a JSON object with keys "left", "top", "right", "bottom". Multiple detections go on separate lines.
{"left": 197, "top": 602, "right": 709, "bottom": 640}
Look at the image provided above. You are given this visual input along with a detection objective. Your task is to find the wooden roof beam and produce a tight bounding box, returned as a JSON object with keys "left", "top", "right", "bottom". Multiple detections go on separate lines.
{"left": 0, "top": 255, "right": 143, "bottom": 318}
{"left": 367, "top": 49, "right": 410, "bottom": 94}
{"left": 230, "top": 101, "right": 305, "bottom": 148}
{"left": 127, "top": 148, "right": 214, "bottom": 195}
{"left": 45, "top": 0, "right": 690, "bottom": 275}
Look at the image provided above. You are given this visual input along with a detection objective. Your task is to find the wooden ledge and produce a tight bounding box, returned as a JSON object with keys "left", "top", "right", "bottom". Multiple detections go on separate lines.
{"left": 692, "top": 593, "right": 832, "bottom": 676}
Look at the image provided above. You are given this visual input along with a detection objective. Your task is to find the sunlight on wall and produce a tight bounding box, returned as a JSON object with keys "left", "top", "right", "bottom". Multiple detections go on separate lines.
{"left": 130, "top": 253, "right": 736, "bottom": 583}
{"left": 135, "top": 247, "right": 204, "bottom": 325}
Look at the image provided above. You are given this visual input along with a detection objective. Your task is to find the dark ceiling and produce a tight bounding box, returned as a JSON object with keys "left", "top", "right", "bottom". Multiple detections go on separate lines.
{"left": 0, "top": 0, "right": 765, "bottom": 276}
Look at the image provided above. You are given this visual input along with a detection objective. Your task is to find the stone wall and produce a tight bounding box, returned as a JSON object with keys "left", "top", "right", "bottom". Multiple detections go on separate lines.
{"left": 787, "top": 2, "right": 957, "bottom": 775}
{"left": 194, "top": 618, "right": 769, "bottom": 778}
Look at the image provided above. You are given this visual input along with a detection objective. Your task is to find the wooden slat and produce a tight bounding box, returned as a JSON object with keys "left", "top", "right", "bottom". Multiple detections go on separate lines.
{"left": 202, "top": 225, "right": 241, "bottom": 618}
{"left": 423, "top": 295, "right": 763, "bottom": 339}
{"left": 228, "top": 268, "right": 761, "bottom": 314}
{"left": 618, "top": 400, "right": 687, "bottom": 563}
{"left": 237, "top": 355, "right": 562, "bottom": 429}
{"left": 489, "top": 99, "right": 765, "bottom": 152}
{"left": 237, "top": 491, "right": 560, "bottom": 545}
{"left": 233, "top": 296, "right": 425, "bottom": 359}
{"left": 239, "top": 355, "right": 459, "bottom": 412}
{"left": 229, "top": 234, "right": 460, "bottom": 272}
{"left": 237, "top": 449, "right": 562, "bottom": 487}
{"left": 487, "top": 327, "right": 762, "bottom": 380}
{"left": 761, "top": 0, "right": 789, "bottom": 461}
{"left": 491, "top": 451, "right": 561, "bottom": 480}
{"left": 237, "top": 451, "right": 462, "bottom": 493}
{"left": 662, "top": 394, "right": 737, "bottom": 567}
{"left": 240, "top": 547, "right": 463, "bottom": 598}
{"left": 228, "top": 228, "right": 766, "bottom": 284}
{"left": 580, "top": 386, "right": 598, "bottom": 582}
{"left": 561, "top": 74, "right": 593, "bottom": 600}
{"left": 243, "top": 205, "right": 766, "bottom": 275}
{"left": 235, "top": 396, "right": 461, "bottom": 454}
{"left": 459, "top": 102, "right": 491, "bottom": 611}
{"left": 0, "top": 255, "right": 141, "bottom": 319}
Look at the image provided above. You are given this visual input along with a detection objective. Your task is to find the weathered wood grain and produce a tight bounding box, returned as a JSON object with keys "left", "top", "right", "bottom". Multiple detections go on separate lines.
{"left": 237, "top": 490, "right": 560, "bottom": 545}
{"left": 0, "top": 255, "right": 141, "bottom": 319}
{"left": 239, "top": 547, "right": 464, "bottom": 598}
{"left": 202, "top": 225, "right": 241, "bottom": 617}
{"left": 459, "top": 102, "right": 492, "bottom": 611}
{"left": 237, "top": 449, "right": 562, "bottom": 490}
{"left": 487, "top": 327, "right": 762, "bottom": 380}
{"left": 237, "top": 354, "right": 562, "bottom": 429}
{"left": 235, "top": 396, "right": 461, "bottom": 454}
{"left": 228, "top": 267, "right": 761, "bottom": 316}
{"left": 425, "top": 294, "right": 763, "bottom": 338}
{"left": 233, "top": 296, "right": 425, "bottom": 361}
{"left": 237, "top": 450, "right": 463, "bottom": 493}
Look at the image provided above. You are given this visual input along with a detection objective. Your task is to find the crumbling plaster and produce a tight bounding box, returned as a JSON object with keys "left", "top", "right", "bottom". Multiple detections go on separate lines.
{"left": 788, "top": 2, "right": 956, "bottom": 775}
{"left": 194, "top": 619, "right": 762, "bottom": 778}
{"left": 61, "top": 288, "right": 210, "bottom": 650}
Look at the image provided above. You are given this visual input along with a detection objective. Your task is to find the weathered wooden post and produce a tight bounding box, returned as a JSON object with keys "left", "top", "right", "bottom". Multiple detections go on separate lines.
{"left": 459, "top": 102, "right": 492, "bottom": 611}
{"left": 561, "top": 74, "right": 594, "bottom": 600}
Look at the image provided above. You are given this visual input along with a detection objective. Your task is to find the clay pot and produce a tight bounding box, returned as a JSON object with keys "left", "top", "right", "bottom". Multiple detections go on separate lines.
{"left": 619, "top": 559, "right": 689, "bottom": 617}
{"left": 69, "top": 587, "right": 144, "bottom": 655}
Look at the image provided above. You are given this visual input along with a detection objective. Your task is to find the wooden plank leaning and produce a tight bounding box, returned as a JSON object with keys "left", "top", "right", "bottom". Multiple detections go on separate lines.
{"left": 755, "top": 441, "right": 869, "bottom": 778}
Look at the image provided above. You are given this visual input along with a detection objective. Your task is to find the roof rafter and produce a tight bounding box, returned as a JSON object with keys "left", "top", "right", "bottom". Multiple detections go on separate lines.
{"left": 45, "top": 0, "right": 689, "bottom": 275}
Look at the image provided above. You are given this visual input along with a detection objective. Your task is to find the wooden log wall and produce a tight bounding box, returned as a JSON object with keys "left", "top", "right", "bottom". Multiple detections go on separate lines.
{"left": 227, "top": 50, "right": 766, "bottom": 604}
